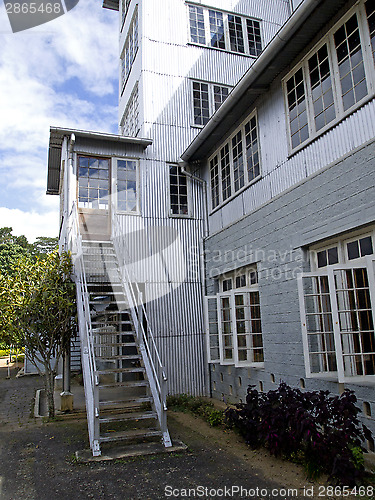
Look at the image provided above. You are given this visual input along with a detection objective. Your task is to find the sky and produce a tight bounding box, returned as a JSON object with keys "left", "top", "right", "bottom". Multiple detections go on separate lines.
{"left": 0, "top": 0, "right": 119, "bottom": 242}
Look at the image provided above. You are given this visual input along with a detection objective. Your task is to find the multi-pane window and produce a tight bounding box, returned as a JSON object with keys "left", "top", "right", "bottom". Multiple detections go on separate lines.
{"left": 205, "top": 266, "right": 263, "bottom": 366}
{"left": 169, "top": 165, "right": 189, "bottom": 216}
{"left": 213, "top": 85, "right": 229, "bottom": 111}
{"left": 120, "top": 83, "right": 139, "bottom": 137}
{"left": 228, "top": 15, "right": 245, "bottom": 53}
{"left": 189, "top": 5, "right": 205, "bottom": 45}
{"left": 210, "top": 155, "right": 220, "bottom": 210}
{"left": 220, "top": 144, "right": 231, "bottom": 202}
{"left": 78, "top": 156, "right": 109, "bottom": 209}
{"left": 284, "top": 1, "right": 375, "bottom": 151}
{"left": 192, "top": 81, "right": 231, "bottom": 126}
{"left": 209, "top": 112, "right": 260, "bottom": 210}
{"left": 209, "top": 10, "right": 225, "bottom": 49}
{"left": 121, "top": 0, "right": 131, "bottom": 27}
{"left": 299, "top": 228, "right": 375, "bottom": 382}
{"left": 232, "top": 131, "right": 245, "bottom": 192}
{"left": 246, "top": 19, "right": 262, "bottom": 57}
{"left": 286, "top": 68, "right": 309, "bottom": 149}
{"left": 120, "top": 6, "right": 138, "bottom": 92}
{"left": 116, "top": 159, "right": 138, "bottom": 212}
{"left": 193, "top": 82, "right": 209, "bottom": 126}
{"left": 244, "top": 116, "right": 260, "bottom": 182}
{"left": 366, "top": 0, "right": 375, "bottom": 62}
{"left": 308, "top": 44, "right": 336, "bottom": 132}
{"left": 334, "top": 14, "right": 367, "bottom": 111}
{"left": 188, "top": 4, "right": 262, "bottom": 57}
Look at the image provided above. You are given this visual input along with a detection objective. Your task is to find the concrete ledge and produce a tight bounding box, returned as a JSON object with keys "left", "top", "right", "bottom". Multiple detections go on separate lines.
{"left": 75, "top": 440, "right": 187, "bottom": 463}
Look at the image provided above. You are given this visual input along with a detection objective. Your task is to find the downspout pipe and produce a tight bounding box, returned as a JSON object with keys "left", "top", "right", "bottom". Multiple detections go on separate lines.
{"left": 61, "top": 133, "right": 76, "bottom": 406}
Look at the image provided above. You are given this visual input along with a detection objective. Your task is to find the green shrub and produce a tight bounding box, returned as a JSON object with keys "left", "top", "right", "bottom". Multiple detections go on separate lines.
{"left": 167, "top": 394, "right": 224, "bottom": 427}
{"left": 225, "top": 382, "right": 372, "bottom": 486}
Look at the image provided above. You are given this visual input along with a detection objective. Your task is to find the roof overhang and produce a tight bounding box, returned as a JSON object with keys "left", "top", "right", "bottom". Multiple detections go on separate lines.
{"left": 46, "top": 127, "right": 153, "bottom": 195}
{"left": 181, "top": 0, "right": 349, "bottom": 163}
{"left": 103, "top": 0, "right": 119, "bottom": 11}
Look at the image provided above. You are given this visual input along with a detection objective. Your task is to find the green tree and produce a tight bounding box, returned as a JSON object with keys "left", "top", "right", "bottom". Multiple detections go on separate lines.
{"left": 0, "top": 242, "right": 29, "bottom": 276}
{"left": 31, "top": 236, "right": 58, "bottom": 258}
{"left": 0, "top": 251, "right": 76, "bottom": 417}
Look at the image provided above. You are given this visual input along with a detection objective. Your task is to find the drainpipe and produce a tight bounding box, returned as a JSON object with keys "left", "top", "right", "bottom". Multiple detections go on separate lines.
{"left": 179, "top": 161, "right": 212, "bottom": 397}
{"left": 60, "top": 133, "right": 76, "bottom": 412}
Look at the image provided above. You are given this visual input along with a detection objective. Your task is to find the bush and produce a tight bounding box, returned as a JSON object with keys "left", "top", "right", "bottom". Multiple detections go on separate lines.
{"left": 167, "top": 394, "right": 224, "bottom": 427}
{"left": 225, "top": 382, "right": 372, "bottom": 486}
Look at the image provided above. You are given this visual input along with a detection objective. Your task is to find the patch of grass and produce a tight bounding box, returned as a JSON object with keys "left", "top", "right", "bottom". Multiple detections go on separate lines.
{"left": 167, "top": 394, "right": 224, "bottom": 427}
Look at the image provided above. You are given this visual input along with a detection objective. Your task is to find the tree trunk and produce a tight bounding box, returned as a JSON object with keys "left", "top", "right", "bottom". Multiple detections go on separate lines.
{"left": 44, "top": 366, "right": 55, "bottom": 419}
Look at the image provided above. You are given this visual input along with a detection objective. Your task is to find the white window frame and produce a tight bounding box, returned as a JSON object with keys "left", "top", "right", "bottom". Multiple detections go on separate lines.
{"left": 208, "top": 110, "right": 261, "bottom": 212}
{"left": 187, "top": 3, "right": 263, "bottom": 57}
{"left": 191, "top": 80, "right": 232, "bottom": 127}
{"left": 283, "top": 0, "right": 375, "bottom": 154}
{"left": 120, "top": 5, "right": 139, "bottom": 94}
{"left": 298, "top": 256, "right": 375, "bottom": 383}
{"left": 299, "top": 226, "right": 375, "bottom": 384}
{"left": 120, "top": 82, "right": 140, "bottom": 137}
{"left": 121, "top": 0, "right": 132, "bottom": 30}
{"left": 168, "top": 164, "right": 191, "bottom": 217}
{"left": 310, "top": 227, "right": 375, "bottom": 271}
{"left": 205, "top": 266, "right": 264, "bottom": 367}
{"left": 112, "top": 157, "right": 140, "bottom": 215}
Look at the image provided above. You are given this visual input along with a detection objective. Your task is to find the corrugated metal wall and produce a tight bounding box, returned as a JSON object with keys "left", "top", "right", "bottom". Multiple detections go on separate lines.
{"left": 115, "top": 158, "right": 207, "bottom": 395}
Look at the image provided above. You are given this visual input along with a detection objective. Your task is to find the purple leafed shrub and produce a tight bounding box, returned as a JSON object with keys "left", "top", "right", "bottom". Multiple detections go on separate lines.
{"left": 224, "top": 382, "right": 372, "bottom": 485}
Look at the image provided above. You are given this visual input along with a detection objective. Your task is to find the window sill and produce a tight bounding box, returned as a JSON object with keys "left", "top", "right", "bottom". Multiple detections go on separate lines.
{"left": 169, "top": 213, "right": 194, "bottom": 219}
{"left": 209, "top": 361, "right": 265, "bottom": 369}
{"left": 116, "top": 210, "right": 141, "bottom": 216}
{"left": 187, "top": 42, "right": 258, "bottom": 59}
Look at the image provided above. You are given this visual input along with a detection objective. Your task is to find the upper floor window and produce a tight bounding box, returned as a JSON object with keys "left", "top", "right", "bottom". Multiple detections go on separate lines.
{"left": 121, "top": 6, "right": 138, "bottom": 93}
{"left": 120, "top": 82, "right": 140, "bottom": 137}
{"left": 284, "top": 0, "right": 375, "bottom": 152}
{"left": 209, "top": 112, "right": 260, "bottom": 210}
{"left": 192, "top": 80, "right": 231, "bottom": 126}
{"left": 77, "top": 156, "right": 109, "bottom": 210}
{"left": 169, "top": 165, "right": 189, "bottom": 216}
{"left": 188, "top": 4, "right": 262, "bottom": 57}
{"left": 115, "top": 158, "right": 139, "bottom": 213}
{"left": 121, "top": 0, "right": 131, "bottom": 28}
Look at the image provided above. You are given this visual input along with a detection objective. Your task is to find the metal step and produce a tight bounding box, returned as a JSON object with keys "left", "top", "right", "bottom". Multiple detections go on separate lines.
{"left": 96, "top": 354, "right": 142, "bottom": 361}
{"left": 99, "top": 396, "right": 153, "bottom": 408}
{"left": 99, "top": 411, "right": 157, "bottom": 424}
{"left": 99, "top": 428, "right": 162, "bottom": 443}
{"left": 93, "top": 342, "right": 137, "bottom": 348}
{"left": 95, "top": 367, "right": 145, "bottom": 375}
{"left": 98, "top": 380, "right": 149, "bottom": 389}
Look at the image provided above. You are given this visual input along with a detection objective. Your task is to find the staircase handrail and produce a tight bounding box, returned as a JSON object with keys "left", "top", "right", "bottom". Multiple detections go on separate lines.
{"left": 111, "top": 212, "right": 171, "bottom": 447}
{"left": 66, "top": 201, "right": 101, "bottom": 456}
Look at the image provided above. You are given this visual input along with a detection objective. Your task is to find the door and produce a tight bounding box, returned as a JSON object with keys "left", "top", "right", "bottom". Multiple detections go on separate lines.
{"left": 77, "top": 155, "right": 110, "bottom": 241}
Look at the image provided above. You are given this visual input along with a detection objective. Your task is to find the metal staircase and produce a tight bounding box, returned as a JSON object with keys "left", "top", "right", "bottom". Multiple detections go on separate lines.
{"left": 83, "top": 241, "right": 166, "bottom": 450}
{"left": 65, "top": 202, "right": 171, "bottom": 456}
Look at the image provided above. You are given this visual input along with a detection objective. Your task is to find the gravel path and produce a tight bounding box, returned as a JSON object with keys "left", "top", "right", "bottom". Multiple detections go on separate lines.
{"left": 0, "top": 362, "right": 329, "bottom": 500}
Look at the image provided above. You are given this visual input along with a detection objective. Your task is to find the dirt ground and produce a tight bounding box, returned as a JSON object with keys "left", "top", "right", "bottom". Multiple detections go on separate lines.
{"left": 0, "top": 359, "right": 373, "bottom": 500}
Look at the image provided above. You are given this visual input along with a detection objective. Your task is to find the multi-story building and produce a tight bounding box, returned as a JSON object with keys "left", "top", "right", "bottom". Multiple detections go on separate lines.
{"left": 181, "top": 0, "right": 375, "bottom": 453}
{"left": 46, "top": 0, "right": 375, "bottom": 456}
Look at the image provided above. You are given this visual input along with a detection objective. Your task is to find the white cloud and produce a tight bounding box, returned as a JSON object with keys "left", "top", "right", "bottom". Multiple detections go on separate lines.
{"left": 0, "top": 206, "right": 59, "bottom": 242}
{"left": 0, "top": 0, "right": 120, "bottom": 235}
